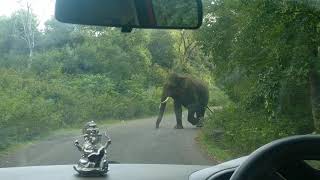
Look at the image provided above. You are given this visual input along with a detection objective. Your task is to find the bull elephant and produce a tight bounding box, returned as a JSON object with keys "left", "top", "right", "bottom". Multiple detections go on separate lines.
{"left": 155, "top": 73, "right": 209, "bottom": 129}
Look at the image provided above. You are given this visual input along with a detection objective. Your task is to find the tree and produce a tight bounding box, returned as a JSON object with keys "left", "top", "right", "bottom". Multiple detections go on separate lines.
{"left": 11, "top": 2, "right": 38, "bottom": 68}
{"left": 41, "top": 19, "right": 84, "bottom": 49}
{"left": 175, "top": 30, "right": 197, "bottom": 67}
{"left": 0, "top": 16, "right": 13, "bottom": 54}
{"left": 148, "top": 30, "right": 176, "bottom": 68}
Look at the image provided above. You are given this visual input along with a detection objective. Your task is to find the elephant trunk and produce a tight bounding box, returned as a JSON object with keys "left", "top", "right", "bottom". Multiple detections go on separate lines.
{"left": 156, "top": 96, "right": 168, "bottom": 128}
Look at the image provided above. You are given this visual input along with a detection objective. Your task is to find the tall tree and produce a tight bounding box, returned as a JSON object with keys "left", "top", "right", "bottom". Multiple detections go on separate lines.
{"left": 12, "top": 1, "right": 38, "bottom": 68}
{"left": 148, "top": 30, "right": 176, "bottom": 68}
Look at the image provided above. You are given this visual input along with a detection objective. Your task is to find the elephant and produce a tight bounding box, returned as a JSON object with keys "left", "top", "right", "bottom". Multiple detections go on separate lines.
{"left": 155, "top": 73, "right": 209, "bottom": 129}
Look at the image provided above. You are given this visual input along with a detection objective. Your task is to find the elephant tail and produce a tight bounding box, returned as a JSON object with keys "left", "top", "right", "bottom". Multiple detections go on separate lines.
{"left": 206, "top": 106, "right": 214, "bottom": 114}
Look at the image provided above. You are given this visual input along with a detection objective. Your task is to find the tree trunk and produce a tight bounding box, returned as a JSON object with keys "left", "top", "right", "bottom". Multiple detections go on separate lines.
{"left": 309, "top": 48, "right": 320, "bottom": 133}
{"left": 28, "top": 47, "right": 33, "bottom": 68}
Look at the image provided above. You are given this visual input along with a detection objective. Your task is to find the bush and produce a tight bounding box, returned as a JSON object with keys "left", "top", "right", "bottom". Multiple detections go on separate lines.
{"left": 203, "top": 104, "right": 312, "bottom": 157}
{"left": 0, "top": 69, "right": 162, "bottom": 150}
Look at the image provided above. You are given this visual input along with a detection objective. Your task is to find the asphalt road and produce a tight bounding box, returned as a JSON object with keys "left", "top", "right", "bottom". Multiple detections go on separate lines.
{"left": 0, "top": 114, "right": 215, "bottom": 167}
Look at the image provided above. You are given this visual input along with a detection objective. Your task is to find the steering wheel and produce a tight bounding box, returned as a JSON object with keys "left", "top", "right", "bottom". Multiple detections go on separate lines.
{"left": 230, "top": 135, "right": 320, "bottom": 180}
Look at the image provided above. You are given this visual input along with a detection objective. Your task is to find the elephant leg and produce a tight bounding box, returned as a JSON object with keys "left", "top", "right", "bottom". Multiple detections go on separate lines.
{"left": 187, "top": 109, "right": 198, "bottom": 125}
{"left": 174, "top": 101, "right": 183, "bottom": 129}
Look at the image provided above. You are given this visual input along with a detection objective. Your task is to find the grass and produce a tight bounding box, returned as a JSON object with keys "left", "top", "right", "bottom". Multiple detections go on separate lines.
{"left": 195, "top": 86, "right": 236, "bottom": 163}
{"left": 0, "top": 142, "right": 33, "bottom": 158}
{"left": 198, "top": 130, "right": 234, "bottom": 163}
{"left": 198, "top": 129, "right": 320, "bottom": 169}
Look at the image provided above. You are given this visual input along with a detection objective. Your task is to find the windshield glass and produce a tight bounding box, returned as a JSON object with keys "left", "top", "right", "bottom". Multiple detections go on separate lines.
{"left": 0, "top": 0, "right": 320, "bottom": 168}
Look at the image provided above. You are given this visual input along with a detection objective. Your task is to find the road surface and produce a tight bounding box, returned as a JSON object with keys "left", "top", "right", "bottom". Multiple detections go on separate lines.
{"left": 0, "top": 114, "right": 215, "bottom": 167}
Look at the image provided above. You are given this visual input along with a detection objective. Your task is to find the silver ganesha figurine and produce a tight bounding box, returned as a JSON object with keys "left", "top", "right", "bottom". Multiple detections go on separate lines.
{"left": 73, "top": 121, "right": 111, "bottom": 176}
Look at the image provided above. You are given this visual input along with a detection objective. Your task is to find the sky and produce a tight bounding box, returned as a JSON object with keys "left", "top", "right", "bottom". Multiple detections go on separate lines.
{"left": 0, "top": 0, "right": 55, "bottom": 29}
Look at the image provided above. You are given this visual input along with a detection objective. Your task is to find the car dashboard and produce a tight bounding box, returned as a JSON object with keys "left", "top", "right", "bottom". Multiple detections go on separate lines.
{"left": 0, "top": 164, "right": 206, "bottom": 180}
{"left": 0, "top": 157, "right": 246, "bottom": 180}
{"left": 1, "top": 156, "right": 317, "bottom": 180}
{"left": 0, "top": 157, "right": 245, "bottom": 180}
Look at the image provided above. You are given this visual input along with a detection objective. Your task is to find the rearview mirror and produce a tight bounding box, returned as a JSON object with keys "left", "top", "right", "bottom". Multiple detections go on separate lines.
{"left": 55, "top": 0, "right": 203, "bottom": 32}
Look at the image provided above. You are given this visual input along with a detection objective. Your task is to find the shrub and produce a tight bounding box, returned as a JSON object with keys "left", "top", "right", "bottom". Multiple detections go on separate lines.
{"left": 203, "top": 104, "right": 312, "bottom": 157}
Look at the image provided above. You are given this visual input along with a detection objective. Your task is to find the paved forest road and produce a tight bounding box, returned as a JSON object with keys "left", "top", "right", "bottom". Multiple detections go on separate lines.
{"left": 0, "top": 114, "right": 215, "bottom": 167}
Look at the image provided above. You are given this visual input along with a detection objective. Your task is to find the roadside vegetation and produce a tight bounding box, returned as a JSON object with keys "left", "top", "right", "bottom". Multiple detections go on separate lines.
{"left": 197, "top": 0, "right": 320, "bottom": 161}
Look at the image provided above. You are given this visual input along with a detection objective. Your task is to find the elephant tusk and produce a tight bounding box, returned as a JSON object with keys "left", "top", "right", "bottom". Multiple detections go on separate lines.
{"left": 160, "top": 97, "right": 169, "bottom": 104}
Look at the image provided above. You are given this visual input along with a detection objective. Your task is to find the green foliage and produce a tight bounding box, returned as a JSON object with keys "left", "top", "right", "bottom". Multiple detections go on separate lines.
{"left": 148, "top": 31, "right": 176, "bottom": 68}
{"left": 197, "top": 0, "right": 320, "bottom": 158}
{"left": 203, "top": 104, "right": 313, "bottom": 158}
{"left": 152, "top": 0, "right": 199, "bottom": 27}
{"left": 197, "top": 0, "right": 320, "bottom": 119}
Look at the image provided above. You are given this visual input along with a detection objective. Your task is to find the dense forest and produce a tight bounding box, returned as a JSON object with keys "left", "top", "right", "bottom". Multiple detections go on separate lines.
{"left": 198, "top": 0, "right": 320, "bottom": 159}
{"left": 1, "top": 0, "right": 320, "bottom": 161}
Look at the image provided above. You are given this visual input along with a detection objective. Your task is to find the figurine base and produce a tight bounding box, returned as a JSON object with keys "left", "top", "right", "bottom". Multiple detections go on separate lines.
{"left": 73, "top": 165, "right": 108, "bottom": 177}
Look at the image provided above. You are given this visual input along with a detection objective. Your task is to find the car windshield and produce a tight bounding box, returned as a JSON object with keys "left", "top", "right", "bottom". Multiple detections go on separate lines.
{"left": 0, "top": 0, "right": 320, "bottom": 169}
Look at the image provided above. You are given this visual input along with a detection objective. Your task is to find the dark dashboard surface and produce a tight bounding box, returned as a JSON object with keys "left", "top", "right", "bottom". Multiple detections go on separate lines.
{"left": 0, "top": 164, "right": 207, "bottom": 180}
{"left": 2, "top": 156, "right": 314, "bottom": 180}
